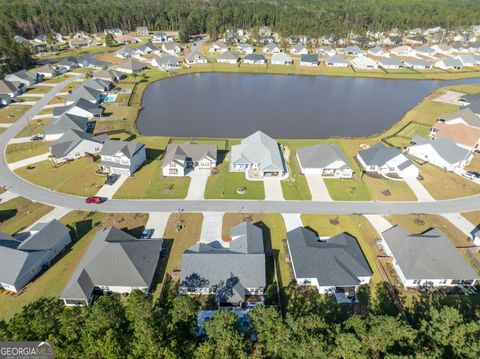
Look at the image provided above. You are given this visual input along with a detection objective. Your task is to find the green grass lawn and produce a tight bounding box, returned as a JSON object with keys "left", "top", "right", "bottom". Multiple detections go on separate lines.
{"left": 204, "top": 161, "right": 265, "bottom": 200}
{"left": 5, "top": 142, "right": 50, "bottom": 163}
{"left": 324, "top": 178, "right": 372, "bottom": 201}
{"left": 0, "top": 211, "right": 148, "bottom": 321}
{"left": 362, "top": 175, "right": 417, "bottom": 201}
{"left": 15, "top": 119, "right": 50, "bottom": 138}
{"left": 25, "top": 86, "right": 50, "bottom": 95}
{"left": 15, "top": 158, "right": 106, "bottom": 197}
{"left": 0, "top": 105, "right": 31, "bottom": 124}
{"left": 0, "top": 197, "right": 53, "bottom": 235}
{"left": 280, "top": 148, "right": 311, "bottom": 200}
{"left": 384, "top": 122, "right": 432, "bottom": 149}
{"left": 48, "top": 95, "right": 67, "bottom": 105}
{"left": 41, "top": 74, "right": 71, "bottom": 84}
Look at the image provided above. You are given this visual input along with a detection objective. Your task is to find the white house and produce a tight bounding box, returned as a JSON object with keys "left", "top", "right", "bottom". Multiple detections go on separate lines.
{"left": 209, "top": 40, "right": 229, "bottom": 53}
{"left": 114, "top": 46, "right": 135, "bottom": 59}
{"left": 151, "top": 32, "right": 170, "bottom": 43}
{"left": 113, "top": 58, "right": 148, "bottom": 74}
{"left": 262, "top": 43, "right": 281, "bottom": 54}
{"left": 49, "top": 129, "right": 105, "bottom": 165}
{"left": 381, "top": 226, "right": 479, "bottom": 289}
{"left": 271, "top": 52, "right": 293, "bottom": 65}
{"left": 357, "top": 142, "right": 419, "bottom": 178}
{"left": 316, "top": 46, "right": 336, "bottom": 56}
{"left": 351, "top": 56, "right": 378, "bottom": 70}
{"left": 36, "top": 64, "right": 61, "bottom": 79}
{"left": 152, "top": 55, "right": 179, "bottom": 70}
{"left": 244, "top": 54, "right": 266, "bottom": 65}
{"left": 299, "top": 54, "right": 318, "bottom": 66}
{"left": 185, "top": 52, "right": 208, "bottom": 64}
{"left": 296, "top": 144, "right": 353, "bottom": 178}
{"left": 53, "top": 98, "right": 104, "bottom": 119}
{"left": 415, "top": 45, "right": 437, "bottom": 57}
{"left": 368, "top": 45, "right": 389, "bottom": 57}
{"left": 161, "top": 143, "right": 217, "bottom": 177}
{"left": 391, "top": 45, "right": 416, "bottom": 57}
{"left": 403, "top": 59, "right": 433, "bottom": 69}
{"left": 378, "top": 57, "right": 404, "bottom": 69}
{"left": 0, "top": 80, "right": 25, "bottom": 98}
{"left": 216, "top": 50, "right": 239, "bottom": 64}
{"left": 325, "top": 54, "right": 349, "bottom": 67}
{"left": 162, "top": 41, "right": 182, "bottom": 55}
{"left": 99, "top": 140, "right": 146, "bottom": 176}
{"left": 434, "top": 57, "right": 463, "bottom": 70}
{"left": 455, "top": 54, "right": 479, "bottom": 67}
{"left": 235, "top": 43, "right": 254, "bottom": 54}
{"left": 432, "top": 44, "right": 454, "bottom": 55}
{"left": 290, "top": 42, "right": 308, "bottom": 55}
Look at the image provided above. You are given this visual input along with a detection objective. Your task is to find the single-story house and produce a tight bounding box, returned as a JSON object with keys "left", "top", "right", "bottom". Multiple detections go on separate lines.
{"left": 378, "top": 57, "right": 404, "bottom": 69}
{"left": 405, "top": 36, "right": 427, "bottom": 45}
{"left": 36, "top": 64, "right": 62, "bottom": 78}
{"left": 381, "top": 226, "right": 479, "bottom": 288}
{"left": 432, "top": 44, "right": 454, "bottom": 55}
{"left": 296, "top": 144, "right": 353, "bottom": 178}
{"left": 209, "top": 40, "right": 229, "bottom": 53}
{"left": 60, "top": 227, "right": 163, "bottom": 306}
{"left": 82, "top": 78, "right": 112, "bottom": 92}
{"left": 431, "top": 122, "right": 480, "bottom": 151}
{"left": 161, "top": 143, "right": 217, "bottom": 176}
{"left": 415, "top": 45, "right": 437, "bottom": 57}
{"left": 325, "top": 54, "right": 349, "bottom": 67}
{"left": 407, "top": 136, "right": 473, "bottom": 171}
{"left": 135, "top": 43, "right": 160, "bottom": 55}
{"left": 286, "top": 227, "right": 372, "bottom": 298}
{"left": 341, "top": 46, "right": 364, "bottom": 56}
{"left": 92, "top": 69, "right": 125, "bottom": 83}
{"left": 262, "top": 43, "right": 281, "bottom": 54}
{"left": 216, "top": 50, "right": 239, "bottom": 64}
{"left": 99, "top": 139, "right": 146, "bottom": 176}
{"left": 290, "top": 42, "right": 308, "bottom": 55}
{"left": 382, "top": 36, "right": 403, "bottom": 46}
{"left": 0, "top": 220, "right": 71, "bottom": 293}
{"left": 235, "top": 43, "right": 254, "bottom": 54}
{"left": 76, "top": 55, "right": 108, "bottom": 69}
{"left": 5, "top": 70, "right": 39, "bottom": 86}
{"left": 271, "top": 52, "right": 293, "bottom": 65}
{"left": 57, "top": 58, "right": 79, "bottom": 71}
{"left": 115, "top": 46, "right": 135, "bottom": 59}
{"left": 104, "top": 28, "right": 123, "bottom": 36}
{"left": 0, "top": 94, "right": 12, "bottom": 107}
{"left": 152, "top": 55, "right": 179, "bottom": 69}
{"left": 114, "top": 34, "right": 138, "bottom": 45}
{"left": 53, "top": 98, "right": 104, "bottom": 119}
{"left": 180, "top": 222, "right": 266, "bottom": 307}
{"left": 316, "top": 46, "right": 336, "bottom": 56}
{"left": 185, "top": 52, "right": 208, "bottom": 64}
{"left": 69, "top": 38, "right": 97, "bottom": 48}
{"left": 299, "top": 54, "right": 319, "bottom": 66}
{"left": 230, "top": 130, "right": 287, "bottom": 179}
{"left": 391, "top": 45, "right": 416, "bottom": 57}
{"left": 357, "top": 142, "right": 419, "bottom": 178}
{"left": 162, "top": 41, "right": 182, "bottom": 55}
{"left": 402, "top": 59, "right": 433, "bottom": 70}
{"left": 368, "top": 45, "right": 389, "bottom": 57}
{"left": 351, "top": 56, "right": 378, "bottom": 69}
{"left": 66, "top": 85, "right": 104, "bottom": 104}
{"left": 0, "top": 79, "right": 25, "bottom": 97}
{"left": 136, "top": 26, "right": 149, "bottom": 36}
{"left": 244, "top": 54, "right": 266, "bottom": 65}
{"left": 49, "top": 129, "right": 105, "bottom": 164}
{"left": 437, "top": 108, "right": 480, "bottom": 128}
{"left": 455, "top": 54, "right": 479, "bottom": 67}
{"left": 434, "top": 57, "right": 463, "bottom": 70}
{"left": 113, "top": 58, "right": 148, "bottom": 74}
{"left": 43, "top": 113, "right": 90, "bottom": 141}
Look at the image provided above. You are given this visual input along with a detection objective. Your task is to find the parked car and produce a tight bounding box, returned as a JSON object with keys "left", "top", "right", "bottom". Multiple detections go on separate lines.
{"left": 105, "top": 174, "right": 120, "bottom": 185}
{"left": 85, "top": 196, "right": 106, "bottom": 204}
{"left": 463, "top": 171, "right": 480, "bottom": 180}
{"left": 30, "top": 134, "right": 45, "bottom": 141}
{"left": 140, "top": 228, "right": 154, "bottom": 239}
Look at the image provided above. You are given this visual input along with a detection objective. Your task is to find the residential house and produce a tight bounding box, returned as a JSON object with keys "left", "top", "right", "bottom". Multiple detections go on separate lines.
{"left": 378, "top": 57, "right": 404, "bottom": 69}
{"left": 104, "top": 28, "right": 123, "bottom": 36}
{"left": 382, "top": 36, "right": 403, "bottom": 46}
{"left": 60, "top": 227, "right": 163, "bottom": 306}
{"left": 57, "top": 58, "right": 79, "bottom": 71}
{"left": 49, "top": 129, "right": 105, "bottom": 164}
{"left": 162, "top": 143, "right": 217, "bottom": 176}
{"left": 92, "top": 69, "right": 125, "bottom": 83}
{"left": 286, "top": 227, "right": 372, "bottom": 301}
{"left": 162, "top": 41, "right": 182, "bottom": 55}
{"left": 432, "top": 44, "right": 454, "bottom": 55}
{"left": 381, "top": 226, "right": 479, "bottom": 288}
{"left": 415, "top": 45, "right": 437, "bottom": 57}
{"left": 53, "top": 98, "right": 104, "bottom": 119}
{"left": 0, "top": 94, "right": 12, "bottom": 107}
{"left": 325, "top": 54, "right": 349, "bottom": 67}
{"left": 43, "top": 113, "right": 90, "bottom": 141}
{"left": 76, "top": 55, "right": 108, "bottom": 69}
{"left": 455, "top": 54, "right": 479, "bottom": 67}
{"left": 152, "top": 55, "right": 179, "bottom": 70}
{"left": 0, "top": 220, "right": 71, "bottom": 293}
{"left": 230, "top": 130, "right": 287, "bottom": 179}
{"left": 69, "top": 38, "right": 96, "bottom": 48}
{"left": 299, "top": 54, "right": 319, "bottom": 66}
{"left": 316, "top": 46, "right": 336, "bottom": 56}
{"left": 367, "top": 45, "right": 389, "bottom": 57}
{"left": 82, "top": 78, "right": 112, "bottom": 92}
{"left": 341, "top": 46, "right": 364, "bottom": 56}
{"left": 66, "top": 85, "right": 104, "bottom": 104}
{"left": 430, "top": 122, "right": 480, "bottom": 151}
{"left": 5, "top": 70, "right": 39, "bottom": 86}
{"left": 136, "top": 26, "right": 149, "bottom": 36}
{"left": 262, "top": 43, "right": 281, "bottom": 54}
{"left": 271, "top": 52, "right": 293, "bottom": 65}
{"left": 113, "top": 58, "right": 148, "bottom": 74}
{"left": 217, "top": 50, "right": 239, "bottom": 64}
{"left": 435, "top": 57, "right": 463, "bottom": 70}
{"left": 114, "top": 35, "right": 138, "bottom": 45}
{"left": 99, "top": 139, "right": 146, "bottom": 176}
{"left": 0, "top": 80, "right": 24, "bottom": 97}
{"left": 407, "top": 137, "right": 473, "bottom": 171}
{"left": 135, "top": 43, "right": 160, "bottom": 56}
{"left": 459, "top": 92, "right": 480, "bottom": 106}
{"left": 351, "top": 56, "right": 378, "bottom": 69}
{"left": 180, "top": 222, "right": 266, "bottom": 307}
{"left": 391, "top": 45, "right": 416, "bottom": 57}
{"left": 235, "top": 43, "right": 254, "bottom": 54}
{"left": 243, "top": 54, "right": 266, "bottom": 65}
{"left": 185, "top": 52, "right": 208, "bottom": 65}
{"left": 437, "top": 108, "right": 480, "bottom": 128}
{"left": 357, "top": 142, "right": 419, "bottom": 178}
{"left": 403, "top": 59, "right": 433, "bottom": 69}
{"left": 405, "top": 36, "right": 427, "bottom": 45}
{"left": 296, "top": 144, "right": 353, "bottom": 178}
{"left": 290, "top": 42, "right": 308, "bottom": 55}
{"left": 151, "top": 32, "right": 170, "bottom": 43}
{"left": 36, "top": 64, "right": 62, "bottom": 78}
{"left": 115, "top": 46, "right": 135, "bottom": 59}
{"left": 209, "top": 40, "right": 229, "bottom": 53}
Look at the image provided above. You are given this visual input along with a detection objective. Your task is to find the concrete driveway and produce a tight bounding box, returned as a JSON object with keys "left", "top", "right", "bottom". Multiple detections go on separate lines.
{"left": 364, "top": 215, "right": 393, "bottom": 234}
{"left": 0, "top": 190, "right": 20, "bottom": 203}
{"left": 95, "top": 175, "right": 129, "bottom": 199}
{"left": 145, "top": 212, "right": 171, "bottom": 238}
{"left": 281, "top": 213, "right": 303, "bottom": 231}
{"left": 8, "top": 153, "right": 50, "bottom": 170}
{"left": 441, "top": 213, "right": 477, "bottom": 239}
{"left": 305, "top": 173, "right": 332, "bottom": 201}
{"left": 186, "top": 169, "right": 210, "bottom": 200}
{"left": 199, "top": 211, "right": 225, "bottom": 246}
{"left": 264, "top": 178, "right": 284, "bottom": 200}
{"left": 404, "top": 177, "right": 434, "bottom": 201}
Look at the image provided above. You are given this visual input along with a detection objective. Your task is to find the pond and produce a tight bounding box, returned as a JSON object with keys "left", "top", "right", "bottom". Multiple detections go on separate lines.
{"left": 137, "top": 73, "right": 480, "bottom": 139}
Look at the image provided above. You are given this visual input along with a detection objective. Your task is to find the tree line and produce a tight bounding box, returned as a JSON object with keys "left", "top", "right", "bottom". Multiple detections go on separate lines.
{"left": 1, "top": 0, "right": 480, "bottom": 40}
{"left": 1, "top": 282, "right": 479, "bottom": 358}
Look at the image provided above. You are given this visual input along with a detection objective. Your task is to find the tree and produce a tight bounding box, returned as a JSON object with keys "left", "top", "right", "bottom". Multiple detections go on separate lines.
{"left": 105, "top": 33, "right": 114, "bottom": 47}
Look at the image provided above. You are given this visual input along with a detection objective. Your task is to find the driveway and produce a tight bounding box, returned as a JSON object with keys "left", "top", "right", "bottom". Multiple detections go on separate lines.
{"left": 145, "top": 212, "right": 171, "bottom": 238}
{"left": 199, "top": 212, "right": 225, "bottom": 246}
{"left": 441, "top": 213, "right": 477, "bottom": 239}
{"left": 305, "top": 173, "right": 332, "bottom": 201}
{"left": 404, "top": 177, "right": 434, "bottom": 201}
{"left": 8, "top": 137, "right": 35, "bottom": 144}
{"left": 281, "top": 213, "right": 303, "bottom": 231}
{"left": 264, "top": 178, "right": 284, "bottom": 201}
{"left": 0, "top": 190, "right": 20, "bottom": 203}
{"left": 0, "top": 124, "right": 11, "bottom": 128}
{"left": 186, "top": 169, "right": 210, "bottom": 200}
{"left": 8, "top": 152, "right": 50, "bottom": 171}
{"left": 95, "top": 175, "right": 129, "bottom": 199}
{"left": 364, "top": 214, "right": 393, "bottom": 234}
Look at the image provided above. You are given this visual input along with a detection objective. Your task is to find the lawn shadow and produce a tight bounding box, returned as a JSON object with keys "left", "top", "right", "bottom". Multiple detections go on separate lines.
{"left": 0, "top": 208, "right": 17, "bottom": 223}
{"left": 150, "top": 238, "right": 174, "bottom": 297}
{"left": 216, "top": 150, "right": 229, "bottom": 165}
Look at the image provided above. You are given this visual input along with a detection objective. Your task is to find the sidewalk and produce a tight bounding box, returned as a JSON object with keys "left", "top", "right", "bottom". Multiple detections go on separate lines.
{"left": 8, "top": 152, "right": 50, "bottom": 170}
{"left": 23, "top": 206, "right": 72, "bottom": 233}
{"left": 0, "top": 190, "right": 20, "bottom": 203}
{"left": 440, "top": 213, "right": 477, "bottom": 239}
{"left": 364, "top": 214, "right": 393, "bottom": 234}
{"left": 8, "top": 137, "right": 35, "bottom": 144}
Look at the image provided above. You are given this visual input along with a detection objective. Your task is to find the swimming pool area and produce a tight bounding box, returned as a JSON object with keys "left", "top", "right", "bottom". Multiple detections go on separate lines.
{"left": 103, "top": 94, "right": 118, "bottom": 103}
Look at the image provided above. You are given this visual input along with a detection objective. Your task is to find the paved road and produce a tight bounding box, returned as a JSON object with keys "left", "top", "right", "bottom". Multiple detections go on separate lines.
{"left": 1, "top": 74, "right": 480, "bottom": 215}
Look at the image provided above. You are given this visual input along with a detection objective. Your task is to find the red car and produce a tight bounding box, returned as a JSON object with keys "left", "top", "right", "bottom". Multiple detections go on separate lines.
{"left": 85, "top": 196, "right": 106, "bottom": 204}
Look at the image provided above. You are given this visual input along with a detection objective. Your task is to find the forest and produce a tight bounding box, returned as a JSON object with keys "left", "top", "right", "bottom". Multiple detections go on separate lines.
{"left": 1, "top": 282, "right": 479, "bottom": 359}
{"left": 0, "top": 0, "right": 480, "bottom": 40}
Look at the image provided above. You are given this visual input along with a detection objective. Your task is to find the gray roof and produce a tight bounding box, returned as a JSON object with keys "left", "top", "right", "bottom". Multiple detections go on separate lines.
{"left": 300, "top": 54, "right": 318, "bottom": 63}
{"left": 212, "top": 40, "right": 228, "bottom": 49}
{"left": 137, "top": 43, "right": 158, "bottom": 53}
{"left": 0, "top": 80, "right": 22, "bottom": 94}
{"left": 460, "top": 92, "right": 480, "bottom": 104}
{"left": 66, "top": 85, "right": 102, "bottom": 103}
{"left": 437, "top": 108, "right": 480, "bottom": 128}
{"left": 382, "top": 226, "right": 479, "bottom": 280}
{"left": 438, "top": 57, "right": 463, "bottom": 68}
{"left": 61, "top": 227, "right": 163, "bottom": 301}
{"left": 53, "top": 98, "right": 104, "bottom": 118}
{"left": 325, "top": 54, "right": 348, "bottom": 65}
{"left": 92, "top": 69, "right": 123, "bottom": 82}
{"left": 113, "top": 58, "right": 147, "bottom": 72}
{"left": 162, "top": 41, "right": 180, "bottom": 51}
{"left": 231, "top": 130, "right": 286, "bottom": 173}
{"left": 378, "top": 57, "right": 403, "bottom": 67}
{"left": 154, "top": 55, "right": 178, "bottom": 67}
{"left": 185, "top": 51, "right": 207, "bottom": 62}
{"left": 6, "top": 70, "right": 37, "bottom": 83}
{"left": 343, "top": 46, "right": 363, "bottom": 54}
{"left": 292, "top": 42, "right": 307, "bottom": 51}
{"left": 465, "top": 102, "right": 480, "bottom": 115}
{"left": 357, "top": 142, "right": 405, "bottom": 166}
{"left": 82, "top": 78, "right": 111, "bottom": 92}
{"left": 100, "top": 139, "right": 144, "bottom": 159}
{"left": 287, "top": 227, "right": 372, "bottom": 287}
{"left": 411, "top": 137, "right": 472, "bottom": 165}
{"left": 403, "top": 59, "right": 432, "bottom": 68}
{"left": 217, "top": 50, "right": 239, "bottom": 61}
{"left": 264, "top": 43, "right": 280, "bottom": 51}
{"left": 44, "top": 113, "right": 89, "bottom": 136}
{"left": 37, "top": 64, "right": 58, "bottom": 75}
{"left": 271, "top": 52, "right": 293, "bottom": 63}
{"left": 115, "top": 46, "right": 135, "bottom": 57}
{"left": 49, "top": 129, "right": 104, "bottom": 158}
{"left": 415, "top": 45, "right": 435, "bottom": 54}
{"left": 297, "top": 144, "right": 351, "bottom": 171}
{"left": 368, "top": 45, "right": 386, "bottom": 54}
{"left": 0, "top": 232, "right": 21, "bottom": 249}
{"left": 244, "top": 54, "right": 265, "bottom": 62}
{"left": 77, "top": 55, "right": 108, "bottom": 68}
{"left": 162, "top": 143, "right": 217, "bottom": 168}
{"left": 180, "top": 222, "right": 266, "bottom": 301}
{"left": 18, "top": 220, "right": 70, "bottom": 251}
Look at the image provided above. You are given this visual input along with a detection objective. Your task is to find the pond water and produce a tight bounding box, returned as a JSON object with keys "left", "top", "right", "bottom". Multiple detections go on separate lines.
{"left": 137, "top": 73, "right": 480, "bottom": 139}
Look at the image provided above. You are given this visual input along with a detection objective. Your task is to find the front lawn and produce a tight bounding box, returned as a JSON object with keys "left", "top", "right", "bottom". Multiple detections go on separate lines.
{"left": 41, "top": 74, "right": 71, "bottom": 84}
{"left": 5, "top": 142, "right": 50, "bottom": 163}
{"left": 0, "top": 197, "right": 53, "bottom": 235}
{"left": 25, "top": 86, "right": 50, "bottom": 95}
{"left": 465, "top": 153, "right": 480, "bottom": 172}
{"left": 14, "top": 118, "right": 50, "bottom": 138}
{"left": 324, "top": 178, "right": 372, "bottom": 201}
{"left": 361, "top": 175, "right": 417, "bottom": 201}
{"left": 461, "top": 211, "right": 480, "bottom": 227}
{"left": 280, "top": 148, "right": 311, "bottom": 200}
{"left": 0, "top": 105, "right": 31, "bottom": 124}
{"left": 204, "top": 161, "right": 265, "bottom": 200}
{"left": 15, "top": 158, "right": 106, "bottom": 197}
